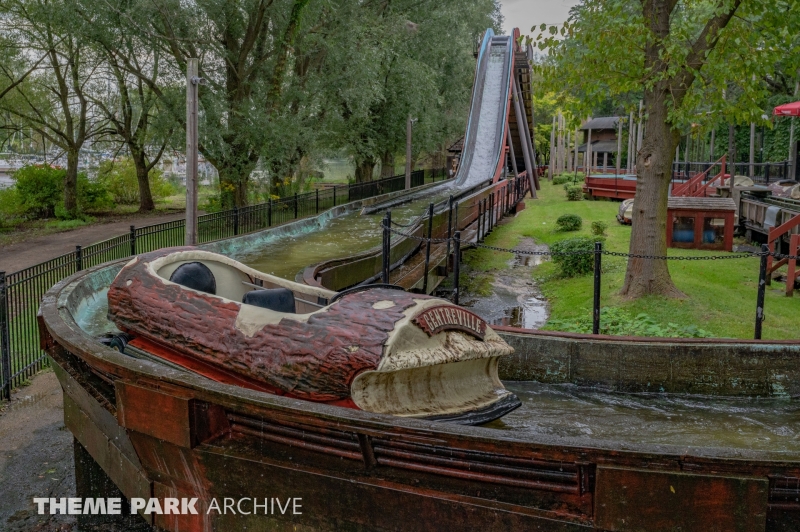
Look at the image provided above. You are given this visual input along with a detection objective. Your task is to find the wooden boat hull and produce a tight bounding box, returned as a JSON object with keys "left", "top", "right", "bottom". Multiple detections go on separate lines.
{"left": 39, "top": 261, "right": 800, "bottom": 532}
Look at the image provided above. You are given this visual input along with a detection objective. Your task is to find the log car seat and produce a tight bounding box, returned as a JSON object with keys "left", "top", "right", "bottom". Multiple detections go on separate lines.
{"left": 169, "top": 262, "right": 217, "bottom": 295}
{"left": 242, "top": 288, "right": 296, "bottom": 313}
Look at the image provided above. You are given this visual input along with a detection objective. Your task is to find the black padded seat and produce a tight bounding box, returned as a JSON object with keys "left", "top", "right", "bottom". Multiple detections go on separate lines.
{"left": 242, "top": 288, "right": 296, "bottom": 313}
{"left": 169, "top": 262, "right": 216, "bottom": 295}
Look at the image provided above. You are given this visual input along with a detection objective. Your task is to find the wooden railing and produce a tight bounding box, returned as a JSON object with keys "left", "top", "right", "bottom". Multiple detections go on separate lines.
{"left": 766, "top": 211, "right": 800, "bottom": 295}
{"left": 671, "top": 155, "right": 727, "bottom": 197}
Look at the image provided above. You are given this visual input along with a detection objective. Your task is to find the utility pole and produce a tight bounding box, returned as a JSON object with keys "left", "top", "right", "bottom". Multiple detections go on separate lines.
{"left": 185, "top": 58, "right": 200, "bottom": 246}
{"left": 405, "top": 116, "right": 416, "bottom": 190}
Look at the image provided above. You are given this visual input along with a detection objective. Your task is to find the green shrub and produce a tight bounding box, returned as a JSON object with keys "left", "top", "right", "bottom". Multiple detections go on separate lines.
{"left": 550, "top": 236, "right": 602, "bottom": 277}
{"left": 556, "top": 214, "right": 582, "bottom": 232}
{"left": 97, "top": 158, "right": 174, "bottom": 204}
{"left": 552, "top": 174, "right": 572, "bottom": 185}
{"left": 13, "top": 164, "right": 64, "bottom": 218}
{"left": 0, "top": 186, "right": 23, "bottom": 227}
{"left": 566, "top": 185, "right": 584, "bottom": 201}
{"left": 591, "top": 220, "right": 608, "bottom": 236}
{"left": 546, "top": 307, "right": 713, "bottom": 338}
{"left": 78, "top": 173, "right": 114, "bottom": 212}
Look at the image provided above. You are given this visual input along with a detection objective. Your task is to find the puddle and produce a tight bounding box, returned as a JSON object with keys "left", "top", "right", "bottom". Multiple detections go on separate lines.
{"left": 462, "top": 238, "right": 549, "bottom": 330}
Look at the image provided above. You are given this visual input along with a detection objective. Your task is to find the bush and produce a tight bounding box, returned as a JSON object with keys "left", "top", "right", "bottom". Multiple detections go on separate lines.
{"left": 550, "top": 236, "right": 602, "bottom": 277}
{"left": 552, "top": 174, "right": 572, "bottom": 185}
{"left": 13, "top": 164, "right": 64, "bottom": 218}
{"left": 556, "top": 214, "right": 582, "bottom": 232}
{"left": 0, "top": 186, "right": 23, "bottom": 227}
{"left": 97, "top": 158, "right": 174, "bottom": 205}
{"left": 591, "top": 220, "right": 608, "bottom": 236}
{"left": 566, "top": 185, "right": 584, "bottom": 201}
{"left": 78, "top": 173, "right": 114, "bottom": 212}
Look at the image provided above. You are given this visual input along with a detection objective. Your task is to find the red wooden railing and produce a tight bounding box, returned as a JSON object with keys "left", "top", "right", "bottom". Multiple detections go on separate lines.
{"left": 766, "top": 212, "right": 800, "bottom": 296}
{"left": 671, "top": 155, "right": 727, "bottom": 197}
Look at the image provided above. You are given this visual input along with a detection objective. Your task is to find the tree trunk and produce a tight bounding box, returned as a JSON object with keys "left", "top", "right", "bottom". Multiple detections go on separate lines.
{"left": 355, "top": 158, "right": 375, "bottom": 183}
{"left": 620, "top": 87, "right": 685, "bottom": 298}
{"left": 63, "top": 148, "right": 79, "bottom": 218}
{"left": 131, "top": 149, "right": 155, "bottom": 212}
{"left": 380, "top": 152, "right": 395, "bottom": 178}
{"left": 213, "top": 153, "right": 258, "bottom": 208}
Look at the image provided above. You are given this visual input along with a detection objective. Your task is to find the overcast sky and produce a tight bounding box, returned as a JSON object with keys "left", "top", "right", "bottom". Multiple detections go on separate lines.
{"left": 499, "top": 0, "right": 579, "bottom": 37}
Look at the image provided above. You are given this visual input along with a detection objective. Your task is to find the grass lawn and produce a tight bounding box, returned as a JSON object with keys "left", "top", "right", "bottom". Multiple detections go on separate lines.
{"left": 466, "top": 179, "right": 800, "bottom": 340}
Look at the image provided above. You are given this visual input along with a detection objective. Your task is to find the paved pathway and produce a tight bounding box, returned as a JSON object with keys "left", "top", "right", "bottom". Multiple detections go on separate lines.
{"left": 0, "top": 212, "right": 186, "bottom": 274}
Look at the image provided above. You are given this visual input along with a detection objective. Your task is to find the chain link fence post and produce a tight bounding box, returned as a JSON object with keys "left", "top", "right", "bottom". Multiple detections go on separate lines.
{"left": 423, "top": 203, "right": 434, "bottom": 293}
{"left": 755, "top": 244, "right": 769, "bottom": 339}
{"left": 593, "top": 241, "right": 602, "bottom": 334}
{"left": 453, "top": 232, "right": 461, "bottom": 305}
{"left": 382, "top": 211, "right": 391, "bottom": 284}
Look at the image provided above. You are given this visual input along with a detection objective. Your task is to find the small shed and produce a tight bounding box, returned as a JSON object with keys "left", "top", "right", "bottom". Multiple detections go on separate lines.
{"left": 667, "top": 197, "right": 737, "bottom": 251}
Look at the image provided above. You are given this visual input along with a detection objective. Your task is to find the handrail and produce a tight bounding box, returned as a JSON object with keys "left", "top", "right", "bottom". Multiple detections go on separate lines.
{"left": 672, "top": 155, "right": 726, "bottom": 197}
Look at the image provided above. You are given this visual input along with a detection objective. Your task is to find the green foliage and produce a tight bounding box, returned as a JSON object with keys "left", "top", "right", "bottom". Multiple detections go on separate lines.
{"left": 552, "top": 174, "right": 576, "bottom": 185}
{"left": 547, "top": 307, "right": 712, "bottom": 338}
{"left": 591, "top": 221, "right": 608, "bottom": 236}
{"left": 78, "top": 175, "right": 114, "bottom": 212}
{"left": 0, "top": 187, "right": 23, "bottom": 227}
{"left": 550, "top": 236, "right": 601, "bottom": 277}
{"left": 565, "top": 185, "right": 583, "bottom": 201}
{"left": 97, "top": 159, "right": 174, "bottom": 205}
{"left": 13, "top": 165, "right": 64, "bottom": 218}
{"left": 45, "top": 217, "right": 95, "bottom": 230}
{"left": 556, "top": 213, "right": 582, "bottom": 232}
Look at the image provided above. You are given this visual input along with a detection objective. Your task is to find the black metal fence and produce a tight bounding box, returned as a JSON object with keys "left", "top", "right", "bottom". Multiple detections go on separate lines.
{"left": 672, "top": 161, "right": 791, "bottom": 184}
{"left": 0, "top": 168, "right": 447, "bottom": 399}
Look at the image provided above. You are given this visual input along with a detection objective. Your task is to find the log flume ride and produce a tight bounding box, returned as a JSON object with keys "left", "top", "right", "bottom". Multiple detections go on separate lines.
{"left": 106, "top": 247, "right": 520, "bottom": 424}
{"left": 37, "top": 27, "right": 800, "bottom": 532}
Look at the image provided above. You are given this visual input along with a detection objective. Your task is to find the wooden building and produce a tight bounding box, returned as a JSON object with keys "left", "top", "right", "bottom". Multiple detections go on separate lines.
{"left": 577, "top": 116, "right": 623, "bottom": 172}
{"left": 667, "top": 197, "right": 737, "bottom": 251}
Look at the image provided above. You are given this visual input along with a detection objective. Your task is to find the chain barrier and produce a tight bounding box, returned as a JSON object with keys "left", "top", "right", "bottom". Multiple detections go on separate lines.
{"left": 383, "top": 223, "right": 800, "bottom": 260}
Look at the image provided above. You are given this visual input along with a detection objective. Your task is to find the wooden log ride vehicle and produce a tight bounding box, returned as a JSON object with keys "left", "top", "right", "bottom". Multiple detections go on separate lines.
{"left": 38, "top": 252, "right": 800, "bottom": 531}
{"left": 105, "top": 247, "right": 520, "bottom": 425}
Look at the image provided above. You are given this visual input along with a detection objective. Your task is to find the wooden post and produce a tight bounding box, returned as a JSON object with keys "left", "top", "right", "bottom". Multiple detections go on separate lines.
{"left": 602, "top": 153, "right": 608, "bottom": 172}
{"left": 628, "top": 111, "right": 635, "bottom": 173}
{"left": 616, "top": 117, "right": 622, "bottom": 175}
{"left": 750, "top": 121, "right": 756, "bottom": 178}
{"left": 586, "top": 124, "right": 593, "bottom": 176}
{"left": 506, "top": 128, "right": 519, "bottom": 177}
{"left": 405, "top": 115, "right": 414, "bottom": 190}
{"left": 549, "top": 116, "right": 556, "bottom": 179}
{"left": 573, "top": 128, "right": 579, "bottom": 173}
{"left": 566, "top": 131, "right": 572, "bottom": 172}
{"left": 185, "top": 58, "right": 199, "bottom": 246}
{"left": 511, "top": 78, "right": 536, "bottom": 195}
{"left": 789, "top": 78, "right": 799, "bottom": 180}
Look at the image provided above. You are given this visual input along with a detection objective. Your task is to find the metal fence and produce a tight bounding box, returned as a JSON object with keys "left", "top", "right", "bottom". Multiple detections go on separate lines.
{"left": 672, "top": 161, "right": 792, "bottom": 184}
{"left": 0, "top": 168, "right": 447, "bottom": 399}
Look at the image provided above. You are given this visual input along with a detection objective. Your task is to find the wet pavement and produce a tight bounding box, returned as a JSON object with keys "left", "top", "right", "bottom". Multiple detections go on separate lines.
{"left": 0, "top": 370, "right": 76, "bottom": 531}
{"left": 461, "top": 237, "right": 549, "bottom": 329}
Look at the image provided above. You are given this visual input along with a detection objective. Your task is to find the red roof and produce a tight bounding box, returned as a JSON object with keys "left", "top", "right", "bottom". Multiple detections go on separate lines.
{"left": 773, "top": 101, "right": 800, "bottom": 117}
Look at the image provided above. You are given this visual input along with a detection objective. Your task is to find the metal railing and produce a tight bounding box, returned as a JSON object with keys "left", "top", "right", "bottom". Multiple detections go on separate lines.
{"left": 0, "top": 168, "right": 448, "bottom": 399}
{"left": 672, "top": 161, "right": 791, "bottom": 184}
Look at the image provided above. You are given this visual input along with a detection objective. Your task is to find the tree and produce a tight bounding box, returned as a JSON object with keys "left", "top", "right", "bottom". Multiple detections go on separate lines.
{"left": 76, "top": 0, "right": 178, "bottom": 212}
{"left": 0, "top": 0, "right": 105, "bottom": 218}
{"left": 319, "top": 0, "right": 502, "bottom": 182}
{"left": 536, "top": 0, "right": 799, "bottom": 298}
